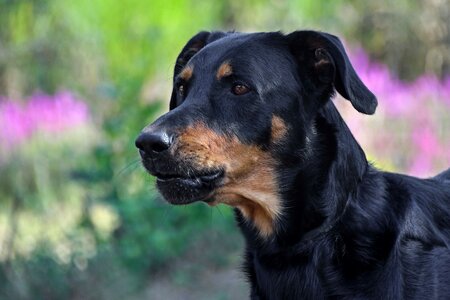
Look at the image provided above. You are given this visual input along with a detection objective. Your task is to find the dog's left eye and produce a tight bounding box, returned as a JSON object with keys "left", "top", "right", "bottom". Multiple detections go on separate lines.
{"left": 231, "top": 83, "right": 250, "bottom": 95}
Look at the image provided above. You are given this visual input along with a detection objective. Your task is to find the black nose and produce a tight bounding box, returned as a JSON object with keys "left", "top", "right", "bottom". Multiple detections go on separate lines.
{"left": 135, "top": 130, "right": 173, "bottom": 154}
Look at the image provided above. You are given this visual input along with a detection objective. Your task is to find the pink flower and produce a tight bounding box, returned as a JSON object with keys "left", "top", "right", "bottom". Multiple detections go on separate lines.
{"left": 409, "top": 126, "right": 442, "bottom": 176}
{"left": 0, "top": 91, "right": 90, "bottom": 152}
{"left": 346, "top": 47, "right": 450, "bottom": 177}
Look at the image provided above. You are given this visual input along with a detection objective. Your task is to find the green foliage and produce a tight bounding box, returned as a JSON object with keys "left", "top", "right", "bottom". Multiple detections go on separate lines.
{"left": 0, "top": 245, "right": 138, "bottom": 300}
{"left": 0, "top": 0, "right": 233, "bottom": 297}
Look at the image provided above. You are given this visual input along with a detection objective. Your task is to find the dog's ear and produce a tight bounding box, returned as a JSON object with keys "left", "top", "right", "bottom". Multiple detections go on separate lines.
{"left": 169, "top": 31, "right": 226, "bottom": 110}
{"left": 170, "top": 31, "right": 210, "bottom": 110}
{"left": 287, "top": 31, "right": 377, "bottom": 115}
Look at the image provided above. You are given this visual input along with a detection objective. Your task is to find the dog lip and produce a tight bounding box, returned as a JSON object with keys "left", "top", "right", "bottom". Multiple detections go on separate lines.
{"left": 155, "top": 170, "right": 224, "bottom": 205}
{"left": 155, "top": 170, "right": 224, "bottom": 183}
{"left": 197, "top": 171, "right": 223, "bottom": 183}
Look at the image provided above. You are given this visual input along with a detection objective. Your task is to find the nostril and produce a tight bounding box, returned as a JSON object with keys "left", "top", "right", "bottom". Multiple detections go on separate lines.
{"left": 149, "top": 132, "right": 172, "bottom": 152}
{"left": 135, "top": 131, "right": 173, "bottom": 154}
{"left": 135, "top": 135, "right": 146, "bottom": 151}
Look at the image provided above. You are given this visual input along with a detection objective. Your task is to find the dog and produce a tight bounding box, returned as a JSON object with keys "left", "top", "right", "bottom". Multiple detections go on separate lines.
{"left": 135, "top": 30, "right": 450, "bottom": 299}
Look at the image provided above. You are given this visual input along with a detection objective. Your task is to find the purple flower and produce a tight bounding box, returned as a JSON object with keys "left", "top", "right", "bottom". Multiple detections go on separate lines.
{"left": 409, "top": 125, "right": 442, "bottom": 176}
{"left": 0, "top": 91, "right": 90, "bottom": 152}
{"left": 346, "top": 47, "right": 450, "bottom": 177}
{"left": 443, "top": 76, "right": 450, "bottom": 106}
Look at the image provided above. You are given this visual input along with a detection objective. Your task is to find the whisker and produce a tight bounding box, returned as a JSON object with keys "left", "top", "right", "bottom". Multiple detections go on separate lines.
{"left": 115, "top": 158, "right": 142, "bottom": 178}
{"left": 147, "top": 184, "right": 159, "bottom": 193}
{"left": 210, "top": 206, "right": 213, "bottom": 226}
{"left": 161, "top": 206, "right": 171, "bottom": 225}
{"left": 215, "top": 206, "right": 225, "bottom": 218}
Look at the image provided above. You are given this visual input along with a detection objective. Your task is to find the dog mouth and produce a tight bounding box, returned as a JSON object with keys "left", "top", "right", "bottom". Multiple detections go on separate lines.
{"left": 154, "top": 170, "right": 222, "bottom": 183}
{"left": 152, "top": 169, "right": 225, "bottom": 204}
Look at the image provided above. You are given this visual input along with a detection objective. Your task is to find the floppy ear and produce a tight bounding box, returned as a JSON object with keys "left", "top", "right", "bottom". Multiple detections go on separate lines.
{"left": 287, "top": 31, "right": 377, "bottom": 115}
{"left": 169, "top": 31, "right": 226, "bottom": 110}
{"left": 170, "top": 31, "right": 210, "bottom": 110}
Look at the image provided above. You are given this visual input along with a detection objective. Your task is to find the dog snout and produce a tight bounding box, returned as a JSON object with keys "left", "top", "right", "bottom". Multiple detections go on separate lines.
{"left": 135, "top": 129, "right": 174, "bottom": 156}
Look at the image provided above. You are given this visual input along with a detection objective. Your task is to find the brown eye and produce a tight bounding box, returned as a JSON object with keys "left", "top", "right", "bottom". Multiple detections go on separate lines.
{"left": 178, "top": 84, "right": 185, "bottom": 96}
{"left": 231, "top": 83, "right": 250, "bottom": 95}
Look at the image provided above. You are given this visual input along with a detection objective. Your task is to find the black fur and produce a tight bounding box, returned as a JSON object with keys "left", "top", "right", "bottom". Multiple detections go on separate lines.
{"left": 136, "top": 30, "right": 450, "bottom": 299}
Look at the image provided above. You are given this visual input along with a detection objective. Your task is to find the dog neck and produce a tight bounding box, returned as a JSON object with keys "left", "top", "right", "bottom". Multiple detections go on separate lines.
{"left": 238, "top": 101, "right": 369, "bottom": 250}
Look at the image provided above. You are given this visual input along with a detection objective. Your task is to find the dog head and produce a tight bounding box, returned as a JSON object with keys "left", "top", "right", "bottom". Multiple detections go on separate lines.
{"left": 135, "top": 30, "right": 376, "bottom": 237}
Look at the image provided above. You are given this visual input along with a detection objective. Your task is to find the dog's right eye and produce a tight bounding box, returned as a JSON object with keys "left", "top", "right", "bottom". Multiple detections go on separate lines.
{"left": 178, "top": 84, "right": 185, "bottom": 96}
{"left": 231, "top": 83, "right": 250, "bottom": 96}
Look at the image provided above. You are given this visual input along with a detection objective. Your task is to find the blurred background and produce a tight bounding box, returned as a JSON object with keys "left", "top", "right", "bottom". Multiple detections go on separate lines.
{"left": 0, "top": 0, "right": 449, "bottom": 299}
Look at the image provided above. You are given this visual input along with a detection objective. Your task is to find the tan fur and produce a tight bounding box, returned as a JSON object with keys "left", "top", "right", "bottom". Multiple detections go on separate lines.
{"left": 174, "top": 123, "right": 281, "bottom": 237}
{"left": 271, "top": 115, "right": 288, "bottom": 143}
{"left": 216, "top": 62, "right": 233, "bottom": 80}
{"left": 179, "top": 65, "right": 193, "bottom": 81}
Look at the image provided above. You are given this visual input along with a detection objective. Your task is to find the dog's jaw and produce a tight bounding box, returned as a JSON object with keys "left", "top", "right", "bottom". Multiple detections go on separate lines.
{"left": 172, "top": 122, "right": 283, "bottom": 237}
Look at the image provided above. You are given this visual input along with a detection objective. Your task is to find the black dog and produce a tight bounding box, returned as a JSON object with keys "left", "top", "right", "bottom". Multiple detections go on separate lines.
{"left": 135, "top": 30, "right": 450, "bottom": 299}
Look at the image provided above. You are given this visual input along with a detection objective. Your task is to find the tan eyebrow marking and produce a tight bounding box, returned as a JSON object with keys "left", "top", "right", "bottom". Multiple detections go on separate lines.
{"left": 179, "top": 65, "right": 194, "bottom": 81}
{"left": 271, "top": 115, "right": 288, "bottom": 143}
{"left": 216, "top": 61, "right": 233, "bottom": 80}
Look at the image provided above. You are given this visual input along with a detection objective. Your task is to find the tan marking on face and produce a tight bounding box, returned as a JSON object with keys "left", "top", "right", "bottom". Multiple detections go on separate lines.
{"left": 179, "top": 65, "right": 194, "bottom": 81}
{"left": 173, "top": 123, "right": 281, "bottom": 237}
{"left": 216, "top": 61, "right": 233, "bottom": 80}
{"left": 271, "top": 115, "right": 287, "bottom": 143}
